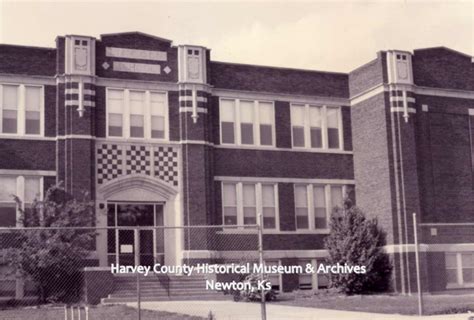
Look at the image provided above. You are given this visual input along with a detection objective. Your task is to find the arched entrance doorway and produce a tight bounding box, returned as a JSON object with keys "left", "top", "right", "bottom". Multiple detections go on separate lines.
{"left": 95, "top": 174, "right": 182, "bottom": 267}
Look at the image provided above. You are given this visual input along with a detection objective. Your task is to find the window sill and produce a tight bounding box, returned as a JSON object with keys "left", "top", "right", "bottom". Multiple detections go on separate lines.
{"left": 98, "top": 137, "right": 176, "bottom": 144}
{"left": 446, "top": 283, "right": 474, "bottom": 289}
{"left": 216, "top": 229, "right": 330, "bottom": 235}
{"left": 0, "top": 134, "right": 49, "bottom": 140}
{"left": 216, "top": 144, "right": 353, "bottom": 154}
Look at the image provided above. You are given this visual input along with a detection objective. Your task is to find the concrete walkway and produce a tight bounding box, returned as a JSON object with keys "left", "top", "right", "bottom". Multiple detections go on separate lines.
{"left": 127, "top": 300, "right": 472, "bottom": 320}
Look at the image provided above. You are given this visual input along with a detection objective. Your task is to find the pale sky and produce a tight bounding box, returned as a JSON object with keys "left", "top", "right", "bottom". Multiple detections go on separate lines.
{"left": 0, "top": 0, "right": 473, "bottom": 73}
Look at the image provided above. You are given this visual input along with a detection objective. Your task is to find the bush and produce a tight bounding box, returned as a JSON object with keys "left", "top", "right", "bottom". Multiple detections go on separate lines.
{"left": 324, "top": 198, "right": 392, "bottom": 294}
{"left": 5, "top": 184, "right": 95, "bottom": 303}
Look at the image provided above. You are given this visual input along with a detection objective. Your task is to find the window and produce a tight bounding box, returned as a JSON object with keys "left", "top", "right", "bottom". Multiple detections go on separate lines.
{"left": 265, "top": 260, "right": 281, "bottom": 291}
{"left": 446, "top": 252, "right": 474, "bottom": 288}
{"left": 294, "top": 185, "right": 309, "bottom": 229}
{"left": 150, "top": 92, "right": 166, "bottom": 139}
{"left": 291, "top": 104, "right": 343, "bottom": 150}
{"left": 219, "top": 98, "right": 275, "bottom": 147}
{"left": 107, "top": 88, "right": 168, "bottom": 140}
{"left": 129, "top": 91, "right": 145, "bottom": 138}
{"left": 222, "top": 182, "right": 278, "bottom": 230}
{"left": 107, "top": 89, "right": 124, "bottom": 137}
{"left": 261, "top": 184, "right": 277, "bottom": 229}
{"left": 298, "top": 260, "right": 313, "bottom": 290}
{"left": 220, "top": 99, "right": 235, "bottom": 144}
{"left": 242, "top": 184, "right": 257, "bottom": 225}
{"left": 240, "top": 101, "right": 254, "bottom": 145}
{"left": 294, "top": 184, "right": 345, "bottom": 231}
{"left": 0, "top": 84, "right": 43, "bottom": 136}
{"left": 222, "top": 183, "right": 237, "bottom": 225}
{"left": 0, "top": 175, "right": 42, "bottom": 227}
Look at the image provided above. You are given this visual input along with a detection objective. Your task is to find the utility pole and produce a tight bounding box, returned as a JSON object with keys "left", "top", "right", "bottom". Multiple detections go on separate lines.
{"left": 257, "top": 213, "right": 267, "bottom": 320}
{"left": 413, "top": 213, "right": 423, "bottom": 316}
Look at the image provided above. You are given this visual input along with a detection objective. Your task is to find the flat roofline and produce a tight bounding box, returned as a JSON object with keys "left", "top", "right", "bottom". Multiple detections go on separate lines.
{"left": 100, "top": 31, "right": 173, "bottom": 43}
{"left": 0, "top": 43, "right": 55, "bottom": 51}
{"left": 211, "top": 60, "right": 348, "bottom": 76}
{"left": 414, "top": 46, "right": 473, "bottom": 59}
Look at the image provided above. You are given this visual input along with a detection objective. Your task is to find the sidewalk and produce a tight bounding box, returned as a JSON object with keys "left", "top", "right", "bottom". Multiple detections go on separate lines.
{"left": 127, "top": 300, "right": 472, "bottom": 320}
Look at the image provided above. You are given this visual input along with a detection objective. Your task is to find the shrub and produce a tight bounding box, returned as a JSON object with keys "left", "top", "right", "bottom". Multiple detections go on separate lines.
{"left": 5, "top": 184, "right": 95, "bottom": 303}
{"left": 324, "top": 198, "right": 392, "bottom": 294}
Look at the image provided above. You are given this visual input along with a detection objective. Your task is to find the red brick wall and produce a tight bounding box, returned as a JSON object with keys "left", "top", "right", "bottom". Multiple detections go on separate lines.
{"left": 413, "top": 48, "right": 474, "bottom": 91}
{"left": 210, "top": 62, "right": 349, "bottom": 97}
{"left": 0, "top": 45, "right": 56, "bottom": 76}
{"left": 348, "top": 52, "right": 386, "bottom": 97}
{"left": 213, "top": 149, "right": 353, "bottom": 179}
{"left": 415, "top": 95, "right": 474, "bottom": 223}
{"left": 0, "top": 139, "right": 55, "bottom": 170}
{"left": 96, "top": 34, "right": 178, "bottom": 82}
{"left": 351, "top": 92, "right": 397, "bottom": 244}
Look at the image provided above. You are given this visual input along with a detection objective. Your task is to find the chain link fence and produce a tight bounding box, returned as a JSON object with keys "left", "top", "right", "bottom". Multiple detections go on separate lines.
{"left": 0, "top": 224, "right": 276, "bottom": 320}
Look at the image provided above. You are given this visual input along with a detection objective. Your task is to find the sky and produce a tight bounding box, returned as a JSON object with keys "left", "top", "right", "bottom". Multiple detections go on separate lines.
{"left": 0, "top": 0, "right": 473, "bottom": 73}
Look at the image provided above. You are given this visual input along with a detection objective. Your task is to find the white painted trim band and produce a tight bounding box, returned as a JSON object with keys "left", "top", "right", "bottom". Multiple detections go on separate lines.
{"left": 0, "top": 169, "right": 56, "bottom": 176}
{"left": 214, "top": 176, "right": 355, "bottom": 185}
{"left": 179, "top": 96, "right": 208, "bottom": 103}
{"left": 391, "top": 107, "right": 416, "bottom": 114}
{"left": 179, "top": 107, "right": 208, "bottom": 114}
{"left": 389, "top": 96, "right": 416, "bottom": 103}
{"left": 65, "top": 88, "right": 95, "bottom": 95}
{"left": 0, "top": 74, "right": 56, "bottom": 86}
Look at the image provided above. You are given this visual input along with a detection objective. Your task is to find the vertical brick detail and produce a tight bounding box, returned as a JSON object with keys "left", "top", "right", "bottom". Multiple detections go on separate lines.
{"left": 94, "top": 86, "right": 106, "bottom": 138}
{"left": 44, "top": 85, "right": 57, "bottom": 137}
{"left": 275, "top": 101, "right": 292, "bottom": 148}
{"left": 278, "top": 183, "right": 296, "bottom": 231}
{"left": 168, "top": 91, "right": 180, "bottom": 141}
{"left": 281, "top": 258, "right": 299, "bottom": 292}
{"left": 210, "top": 96, "right": 220, "bottom": 144}
{"left": 341, "top": 107, "right": 352, "bottom": 151}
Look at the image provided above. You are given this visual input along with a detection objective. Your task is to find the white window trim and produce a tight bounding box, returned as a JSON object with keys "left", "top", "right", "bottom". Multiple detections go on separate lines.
{"left": 221, "top": 181, "right": 279, "bottom": 231}
{"left": 446, "top": 252, "right": 474, "bottom": 289}
{"left": 263, "top": 259, "right": 282, "bottom": 292}
{"left": 294, "top": 184, "right": 346, "bottom": 233}
{"left": 0, "top": 175, "right": 43, "bottom": 227}
{"left": 0, "top": 83, "right": 45, "bottom": 137}
{"left": 106, "top": 87, "right": 169, "bottom": 140}
{"left": 290, "top": 104, "right": 343, "bottom": 151}
{"left": 219, "top": 98, "right": 276, "bottom": 148}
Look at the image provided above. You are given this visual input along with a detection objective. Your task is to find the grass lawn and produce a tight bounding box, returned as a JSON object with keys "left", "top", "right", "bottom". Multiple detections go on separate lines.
{"left": 0, "top": 304, "right": 205, "bottom": 320}
{"left": 275, "top": 291, "right": 474, "bottom": 315}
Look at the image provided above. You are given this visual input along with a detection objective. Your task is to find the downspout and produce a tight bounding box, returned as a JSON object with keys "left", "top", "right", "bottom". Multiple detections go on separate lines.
{"left": 390, "top": 86, "right": 406, "bottom": 295}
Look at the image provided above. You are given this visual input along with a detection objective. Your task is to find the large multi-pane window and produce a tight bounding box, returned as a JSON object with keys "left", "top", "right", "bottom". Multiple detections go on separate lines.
{"left": 107, "top": 88, "right": 168, "bottom": 140}
{"left": 222, "top": 182, "right": 278, "bottom": 229}
{"left": 0, "top": 84, "right": 43, "bottom": 136}
{"left": 0, "top": 175, "right": 42, "bottom": 227}
{"left": 219, "top": 98, "right": 275, "bottom": 147}
{"left": 294, "top": 184, "right": 345, "bottom": 231}
{"left": 446, "top": 252, "right": 474, "bottom": 288}
{"left": 291, "top": 104, "right": 342, "bottom": 150}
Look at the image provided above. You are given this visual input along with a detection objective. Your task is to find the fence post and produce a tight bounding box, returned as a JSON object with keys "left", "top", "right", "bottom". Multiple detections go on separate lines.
{"left": 135, "top": 227, "right": 141, "bottom": 320}
{"left": 258, "top": 214, "right": 267, "bottom": 320}
{"left": 413, "top": 213, "right": 423, "bottom": 316}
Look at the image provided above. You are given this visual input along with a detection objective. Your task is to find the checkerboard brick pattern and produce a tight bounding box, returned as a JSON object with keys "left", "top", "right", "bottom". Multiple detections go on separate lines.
{"left": 125, "top": 145, "right": 151, "bottom": 175}
{"left": 97, "top": 144, "right": 123, "bottom": 184}
{"left": 154, "top": 146, "right": 179, "bottom": 187}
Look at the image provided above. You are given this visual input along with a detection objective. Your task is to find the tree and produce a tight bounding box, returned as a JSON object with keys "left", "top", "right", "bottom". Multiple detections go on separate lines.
{"left": 5, "top": 184, "right": 95, "bottom": 303}
{"left": 324, "top": 197, "right": 392, "bottom": 294}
